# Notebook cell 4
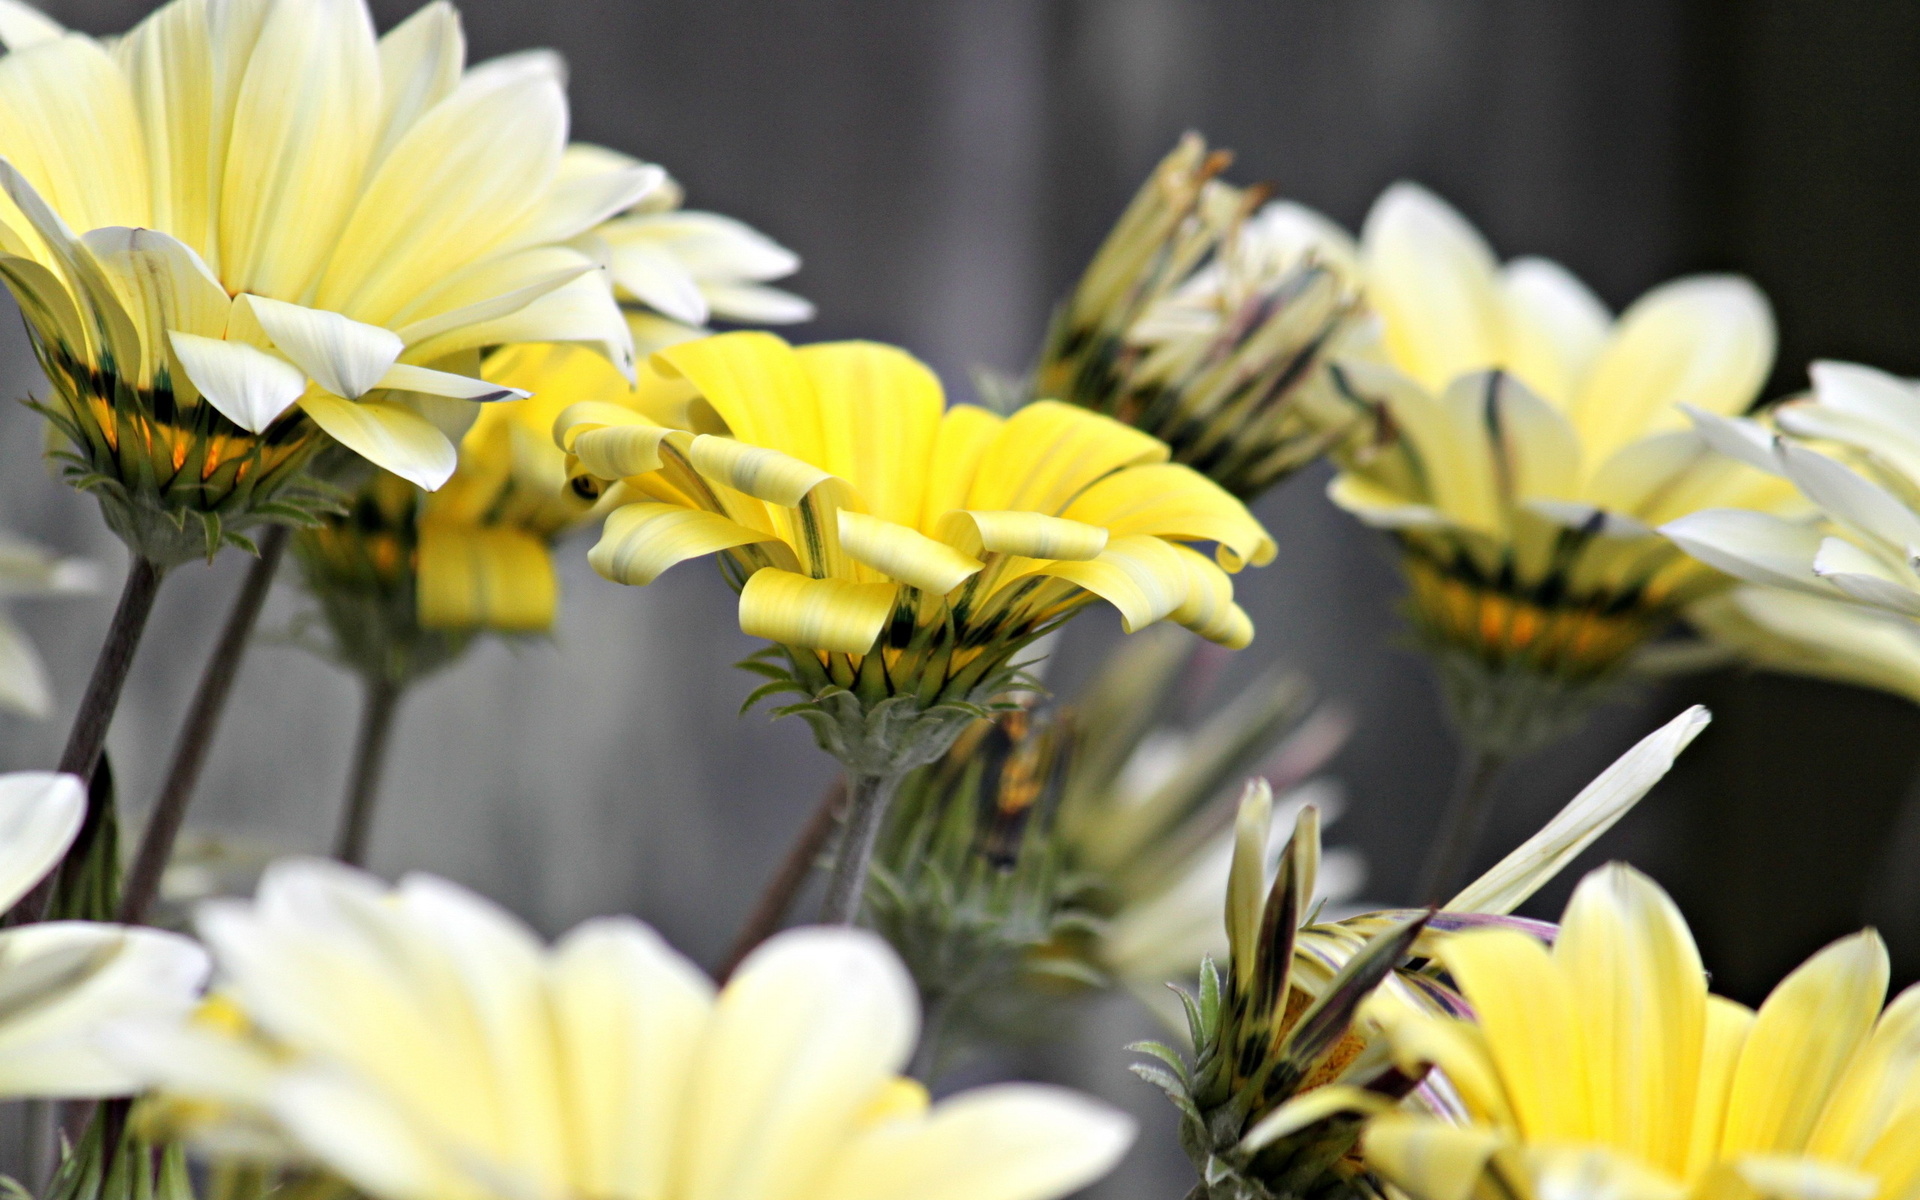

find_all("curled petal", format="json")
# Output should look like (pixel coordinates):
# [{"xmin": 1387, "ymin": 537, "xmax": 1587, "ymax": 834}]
[
  {"xmin": 1064, "ymin": 462, "xmax": 1276, "ymax": 569},
  {"xmin": 935, "ymin": 511, "xmax": 1109, "ymax": 562},
  {"xmin": 1025, "ymin": 534, "xmax": 1187, "ymax": 633},
  {"xmin": 738, "ymin": 567, "xmax": 896, "ymax": 654},
  {"xmin": 1167, "ymin": 544, "xmax": 1252, "ymax": 648},
  {"xmin": 588, "ymin": 502, "xmax": 778, "ymax": 586},
  {"xmin": 838, "ymin": 510, "xmax": 981, "ymax": 595},
  {"xmin": 688, "ymin": 434, "xmax": 834, "ymax": 507}
]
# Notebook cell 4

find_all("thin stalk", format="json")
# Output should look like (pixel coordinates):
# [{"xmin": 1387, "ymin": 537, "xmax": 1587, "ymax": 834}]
[
  {"xmin": 1417, "ymin": 745, "xmax": 1506, "ymax": 906},
  {"xmin": 332, "ymin": 676, "xmax": 404, "ymax": 868},
  {"xmin": 10, "ymin": 556, "xmax": 165, "ymax": 924},
  {"xmin": 819, "ymin": 770, "xmax": 905, "ymax": 925},
  {"xmin": 717, "ymin": 774, "xmax": 848, "ymax": 981},
  {"xmin": 119, "ymin": 526, "xmax": 288, "ymax": 924}
]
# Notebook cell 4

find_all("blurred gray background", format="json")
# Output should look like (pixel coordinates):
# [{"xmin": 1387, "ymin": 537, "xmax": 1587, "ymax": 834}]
[{"xmin": 4, "ymin": 1, "xmax": 1920, "ymax": 1195}]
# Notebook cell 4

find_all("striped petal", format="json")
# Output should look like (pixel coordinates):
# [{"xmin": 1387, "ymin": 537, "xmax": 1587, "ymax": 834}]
[
  {"xmin": 1062, "ymin": 462, "xmax": 1276, "ymax": 569},
  {"xmin": 737, "ymin": 568, "xmax": 895, "ymax": 655},
  {"xmin": 837, "ymin": 510, "xmax": 981, "ymax": 595},
  {"xmin": 587, "ymin": 503, "xmax": 778, "ymax": 587},
  {"xmin": 935, "ymin": 511, "xmax": 1109, "ymax": 562},
  {"xmin": 1023, "ymin": 534, "xmax": 1188, "ymax": 633}
]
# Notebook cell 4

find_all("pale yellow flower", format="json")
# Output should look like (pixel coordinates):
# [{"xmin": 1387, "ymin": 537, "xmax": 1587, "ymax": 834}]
[
  {"xmin": 1325, "ymin": 183, "xmax": 1786, "ymax": 750},
  {"xmin": 1364, "ymin": 863, "xmax": 1920, "ymax": 1200},
  {"xmin": 0, "ymin": 0, "xmax": 646, "ymax": 559},
  {"xmin": 113, "ymin": 860, "xmax": 1136, "ymax": 1200}
]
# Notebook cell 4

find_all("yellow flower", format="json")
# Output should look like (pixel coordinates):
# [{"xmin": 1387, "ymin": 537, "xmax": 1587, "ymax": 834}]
[
  {"xmin": 558, "ymin": 330, "xmax": 1274, "ymax": 770},
  {"xmin": 0, "ymin": 770, "xmax": 209, "ymax": 1097},
  {"xmin": 1133, "ymin": 707, "xmax": 1709, "ymax": 1200},
  {"xmin": 1363, "ymin": 863, "xmax": 1920, "ymax": 1200},
  {"xmin": 112, "ymin": 860, "xmax": 1137, "ymax": 1200},
  {"xmin": 1325, "ymin": 183, "xmax": 1786, "ymax": 753},
  {"xmin": 0, "ymin": 0, "xmax": 647, "ymax": 562},
  {"xmin": 1663, "ymin": 360, "xmax": 1920, "ymax": 706},
  {"xmin": 1035, "ymin": 134, "xmax": 1367, "ymax": 500}
]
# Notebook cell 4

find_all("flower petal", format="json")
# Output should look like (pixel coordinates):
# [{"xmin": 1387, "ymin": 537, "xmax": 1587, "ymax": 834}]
[
  {"xmin": 298, "ymin": 392, "xmax": 455, "ymax": 489},
  {"xmin": 1660, "ymin": 509, "xmax": 1831, "ymax": 594},
  {"xmin": 0, "ymin": 771, "xmax": 81, "ymax": 912},
  {"xmin": 587, "ymin": 503, "xmax": 779, "ymax": 587},
  {"xmin": 736, "ymin": 567, "xmax": 895, "ymax": 655},
  {"xmin": 416, "ymin": 524, "xmax": 555, "ymax": 631},
  {"xmin": 169, "ymin": 332, "xmax": 307, "ymax": 432},
  {"xmin": 246, "ymin": 294, "xmax": 403, "ymax": 400},
  {"xmin": 376, "ymin": 362, "xmax": 525, "ymax": 404},
  {"xmin": 837, "ymin": 510, "xmax": 981, "ymax": 595},
  {"xmin": 1360, "ymin": 181, "xmax": 1505, "ymax": 395}
]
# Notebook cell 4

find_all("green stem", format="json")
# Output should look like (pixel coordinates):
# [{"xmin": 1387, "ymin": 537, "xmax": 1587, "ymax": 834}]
[
  {"xmin": 120, "ymin": 526, "xmax": 288, "ymax": 924},
  {"xmin": 718, "ymin": 774, "xmax": 848, "ymax": 981},
  {"xmin": 10, "ymin": 556, "xmax": 165, "ymax": 925},
  {"xmin": 819, "ymin": 770, "xmax": 905, "ymax": 924},
  {"xmin": 333, "ymin": 676, "xmax": 404, "ymax": 868},
  {"xmin": 1417, "ymin": 745, "xmax": 1506, "ymax": 906}
]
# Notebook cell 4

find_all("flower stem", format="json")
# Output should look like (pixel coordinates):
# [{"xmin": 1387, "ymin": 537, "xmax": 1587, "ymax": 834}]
[
  {"xmin": 819, "ymin": 770, "xmax": 904, "ymax": 925},
  {"xmin": 1417, "ymin": 745, "xmax": 1506, "ymax": 905},
  {"xmin": 333, "ymin": 676, "xmax": 404, "ymax": 868},
  {"xmin": 10, "ymin": 556, "xmax": 164, "ymax": 924},
  {"xmin": 717, "ymin": 774, "xmax": 848, "ymax": 981},
  {"xmin": 119, "ymin": 527, "xmax": 288, "ymax": 925}
]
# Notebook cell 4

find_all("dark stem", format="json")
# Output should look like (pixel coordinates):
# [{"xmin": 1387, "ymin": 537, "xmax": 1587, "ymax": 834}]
[
  {"xmin": 717, "ymin": 774, "xmax": 848, "ymax": 981},
  {"xmin": 9, "ymin": 556, "xmax": 164, "ymax": 925},
  {"xmin": 818, "ymin": 770, "xmax": 905, "ymax": 925},
  {"xmin": 910, "ymin": 990, "xmax": 951, "ymax": 1084},
  {"xmin": 332, "ymin": 676, "xmax": 404, "ymax": 868},
  {"xmin": 1417, "ymin": 745, "xmax": 1506, "ymax": 905},
  {"xmin": 119, "ymin": 527, "xmax": 288, "ymax": 925}
]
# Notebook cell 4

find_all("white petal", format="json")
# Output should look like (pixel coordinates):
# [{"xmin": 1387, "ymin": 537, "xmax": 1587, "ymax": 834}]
[
  {"xmin": 609, "ymin": 239, "xmax": 708, "ymax": 325},
  {"xmin": 1812, "ymin": 537, "xmax": 1920, "ymax": 617},
  {"xmin": 1499, "ymin": 255, "xmax": 1610, "ymax": 408},
  {"xmin": 0, "ymin": 613, "xmax": 52, "ymax": 719},
  {"xmin": 1808, "ymin": 359, "xmax": 1920, "ymax": 433},
  {"xmin": 503, "ymin": 163, "xmax": 664, "ymax": 253},
  {"xmin": 0, "ymin": 771, "xmax": 81, "ymax": 910},
  {"xmin": 170, "ymin": 332, "xmax": 308, "ymax": 432},
  {"xmin": 1359, "ymin": 181, "xmax": 1504, "ymax": 393},
  {"xmin": 407, "ymin": 267, "xmax": 633, "ymax": 381},
  {"xmin": 371, "ymin": 0, "xmax": 464, "ymax": 166},
  {"xmin": 699, "ymin": 281, "xmax": 815, "ymax": 325},
  {"xmin": 245, "ymin": 294, "xmax": 403, "ymax": 399},
  {"xmin": 605, "ymin": 210, "xmax": 800, "ymax": 282},
  {"xmin": 1660, "ymin": 509, "xmax": 1832, "ymax": 593},
  {"xmin": 1683, "ymin": 405, "xmax": 1784, "ymax": 475},
  {"xmin": 376, "ymin": 362, "xmax": 525, "ymax": 403},
  {"xmin": 1776, "ymin": 439, "xmax": 1920, "ymax": 551},
  {"xmin": 1448, "ymin": 707, "xmax": 1710, "ymax": 914},
  {"xmin": 0, "ymin": 1, "xmax": 64, "ymax": 50},
  {"xmin": 298, "ymin": 393, "xmax": 455, "ymax": 489},
  {"xmin": 269, "ymin": 1069, "xmax": 470, "ymax": 1200}
]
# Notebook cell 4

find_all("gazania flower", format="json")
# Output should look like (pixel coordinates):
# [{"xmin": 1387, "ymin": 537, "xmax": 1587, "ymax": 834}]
[
  {"xmin": 113, "ymin": 859, "xmax": 1136, "ymax": 1200},
  {"xmin": 560, "ymin": 330, "xmax": 1273, "ymax": 921},
  {"xmin": 1662, "ymin": 359, "xmax": 1920, "ymax": 706},
  {"xmin": 0, "ymin": 770, "xmax": 208, "ymax": 1097},
  {"xmin": 1363, "ymin": 862, "xmax": 1919, "ymax": 1200},
  {"xmin": 1034, "ymin": 134, "xmax": 1368, "ymax": 501},
  {"xmin": 0, "ymin": 0, "xmax": 647, "ymax": 564},
  {"xmin": 1325, "ymin": 183, "xmax": 1784, "ymax": 759},
  {"xmin": 1134, "ymin": 706, "xmax": 1709, "ymax": 1200}
]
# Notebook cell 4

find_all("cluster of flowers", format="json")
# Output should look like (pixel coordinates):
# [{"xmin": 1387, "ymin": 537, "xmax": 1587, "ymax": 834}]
[{"xmin": 0, "ymin": 3, "xmax": 1911, "ymax": 1200}]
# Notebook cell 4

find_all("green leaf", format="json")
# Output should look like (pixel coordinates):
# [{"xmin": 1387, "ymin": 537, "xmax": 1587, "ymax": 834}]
[
  {"xmin": 1130, "ymin": 1039, "xmax": 1190, "ymax": 1078},
  {"xmin": 1130, "ymin": 1062, "xmax": 1188, "ymax": 1097},
  {"xmin": 739, "ymin": 679, "xmax": 805, "ymax": 716}
]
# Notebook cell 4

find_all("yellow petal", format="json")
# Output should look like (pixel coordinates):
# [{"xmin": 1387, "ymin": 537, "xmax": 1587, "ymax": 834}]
[
  {"xmin": 935, "ymin": 511, "xmax": 1109, "ymax": 562},
  {"xmin": 1241, "ymin": 1086, "xmax": 1391, "ymax": 1152},
  {"xmin": 816, "ymin": 1084, "xmax": 1133, "ymax": 1200},
  {"xmin": 919, "ymin": 404, "xmax": 1003, "ymax": 531},
  {"xmin": 799, "ymin": 340, "xmax": 944, "ymax": 527},
  {"xmin": 1555, "ymin": 864, "xmax": 1706, "ymax": 1174},
  {"xmin": 1720, "ymin": 930, "xmax": 1890, "ymax": 1156},
  {"xmin": 217, "ymin": 0, "xmax": 379, "ymax": 299},
  {"xmin": 298, "ymin": 392, "xmax": 456, "ymax": 490},
  {"xmin": 654, "ymin": 331, "xmax": 826, "ymax": 466},
  {"xmin": 1062, "ymin": 462, "xmax": 1276, "ymax": 570},
  {"xmin": 551, "ymin": 916, "xmax": 714, "ymax": 1200},
  {"xmin": 838, "ymin": 510, "xmax": 981, "ymax": 595},
  {"xmin": 858, "ymin": 1077, "xmax": 931, "ymax": 1129},
  {"xmin": 1441, "ymin": 927, "xmax": 1588, "ymax": 1142},
  {"xmin": 1363, "ymin": 1114, "xmax": 1505, "ymax": 1200},
  {"xmin": 1360, "ymin": 182, "xmax": 1504, "ymax": 394},
  {"xmin": 1498, "ymin": 256, "xmax": 1610, "ymax": 409},
  {"xmin": 738, "ymin": 567, "xmax": 896, "ymax": 654},
  {"xmin": 369, "ymin": 0, "xmax": 463, "ymax": 168},
  {"xmin": 587, "ymin": 502, "xmax": 778, "ymax": 587},
  {"xmin": 1570, "ymin": 276, "xmax": 1775, "ymax": 466},
  {"xmin": 1804, "ymin": 982, "xmax": 1920, "ymax": 1163},
  {"xmin": 115, "ymin": 0, "xmax": 215, "ymax": 253},
  {"xmin": 570, "ymin": 422, "xmax": 678, "ymax": 482},
  {"xmin": 1021, "ymin": 534, "xmax": 1187, "ymax": 633},
  {"xmin": 966, "ymin": 400, "xmax": 1167, "ymax": 513},
  {"xmin": 1685, "ymin": 995, "xmax": 1756, "ymax": 1179},
  {"xmin": 687, "ymin": 434, "xmax": 834, "ymax": 508},
  {"xmin": 1166, "ymin": 544, "xmax": 1252, "ymax": 648},
  {"xmin": 0, "ymin": 33, "xmax": 151, "ymax": 234},
  {"xmin": 416, "ymin": 523, "xmax": 555, "ymax": 631},
  {"xmin": 1363, "ymin": 994, "xmax": 1515, "ymax": 1126}
]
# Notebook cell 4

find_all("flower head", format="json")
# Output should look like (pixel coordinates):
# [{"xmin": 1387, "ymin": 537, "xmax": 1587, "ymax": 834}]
[
  {"xmin": 559, "ymin": 330, "xmax": 1274, "ymax": 773},
  {"xmin": 1036, "ymin": 134, "xmax": 1367, "ymax": 500},
  {"xmin": 1662, "ymin": 360, "xmax": 1920, "ymax": 705},
  {"xmin": 1364, "ymin": 863, "xmax": 1919, "ymax": 1200},
  {"xmin": 1325, "ymin": 184, "xmax": 1783, "ymax": 752},
  {"xmin": 1135, "ymin": 707, "xmax": 1709, "ymax": 1200},
  {"xmin": 0, "ymin": 770, "xmax": 208, "ymax": 1098},
  {"xmin": 0, "ymin": 0, "xmax": 649, "ymax": 562},
  {"xmin": 116, "ymin": 859, "xmax": 1136, "ymax": 1200}
]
